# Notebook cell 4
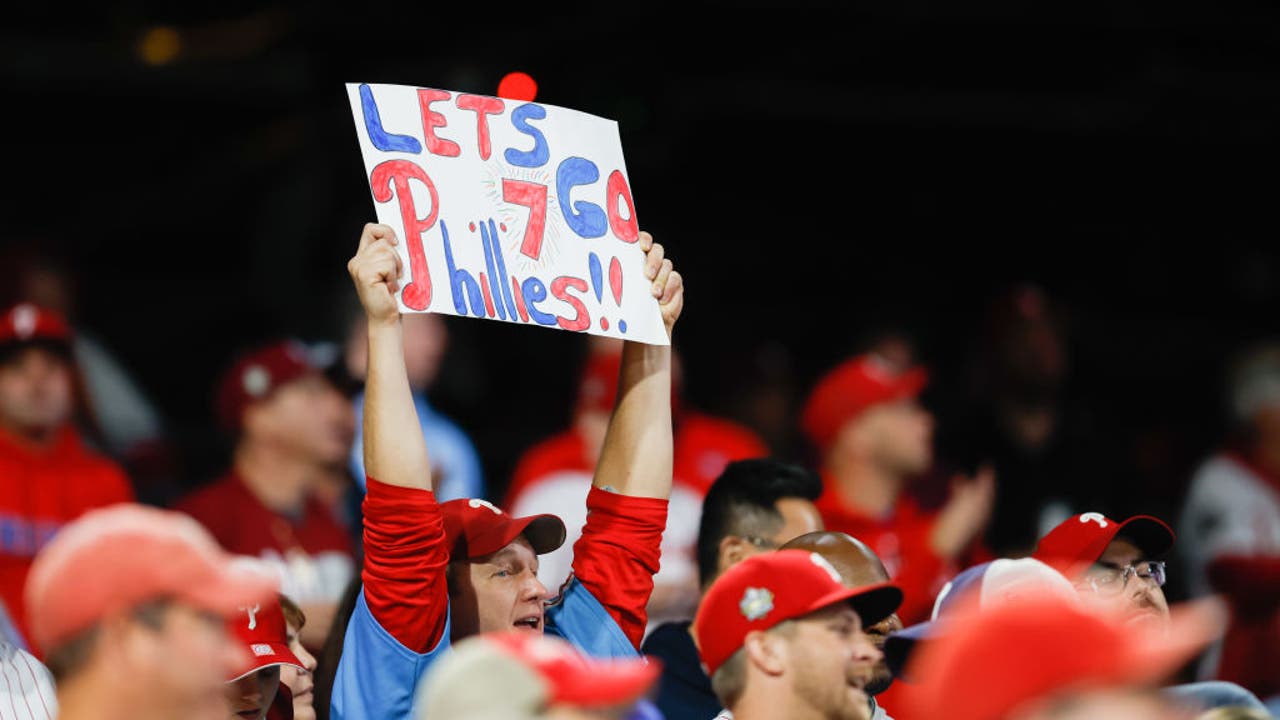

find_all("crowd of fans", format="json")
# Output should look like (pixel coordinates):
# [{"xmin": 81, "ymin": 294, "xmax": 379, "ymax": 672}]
[{"xmin": 0, "ymin": 223, "xmax": 1276, "ymax": 719}]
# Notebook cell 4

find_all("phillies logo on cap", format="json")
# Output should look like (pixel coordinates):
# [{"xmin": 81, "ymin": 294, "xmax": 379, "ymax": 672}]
[
  {"xmin": 242, "ymin": 366, "xmax": 271, "ymax": 397},
  {"xmin": 241, "ymin": 604, "xmax": 260, "ymax": 630},
  {"xmin": 739, "ymin": 587, "xmax": 775, "ymax": 621},
  {"xmin": 1079, "ymin": 512, "xmax": 1108, "ymax": 528},
  {"xmin": 11, "ymin": 305, "xmax": 37, "ymax": 339}
]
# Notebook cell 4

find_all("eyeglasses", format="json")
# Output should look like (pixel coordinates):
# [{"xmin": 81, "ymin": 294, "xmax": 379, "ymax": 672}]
[
  {"xmin": 742, "ymin": 535, "xmax": 780, "ymax": 550},
  {"xmin": 1084, "ymin": 560, "xmax": 1167, "ymax": 595}
]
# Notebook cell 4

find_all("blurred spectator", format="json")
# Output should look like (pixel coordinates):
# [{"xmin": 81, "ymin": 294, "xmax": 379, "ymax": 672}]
[
  {"xmin": 0, "ymin": 637, "xmax": 56, "ymax": 720},
  {"xmin": 1034, "ymin": 512, "xmax": 1267, "ymax": 713},
  {"xmin": 276, "ymin": 595, "xmax": 319, "ymax": 720},
  {"xmin": 415, "ymin": 631, "xmax": 660, "ymax": 720},
  {"xmin": 942, "ymin": 285, "xmax": 1110, "ymax": 556},
  {"xmin": 24, "ymin": 504, "xmax": 277, "ymax": 720},
  {"xmin": 506, "ymin": 343, "xmax": 767, "ymax": 625},
  {"xmin": 780, "ymin": 532, "xmax": 906, "ymax": 719},
  {"xmin": 802, "ymin": 353, "xmax": 994, "ymax": 624},
  {"xmin": 344, "ymin": 312, "xmax": 483, "ymax": 501},
  {"xmin": 1, "ymin": 250, "xmax": 172, "ymax": 501},
  {"xmin": 903, "ymin": 593, "xmax": 1221, "ymax": 720},
  {"xmin": 692, "ymin": 550, "xmax": 902, "ymax": 720},
  {"xmin": 0, "ymin": 303, "xmax": 134, "ymax": 648},
  {"xmin": 224, "ymin": 599, "xmax": 305, "ymax": 720},
  {"xmin": 643, "ymin": 459, "xmax": 823, "ymax": 720},
  {"xmin": 1180, "ymin": 342, "xmax": 1280, "ymax": 710},
  {"xmin": 178, "ymin": 341, "xmax": 355, "ymax": 650}
]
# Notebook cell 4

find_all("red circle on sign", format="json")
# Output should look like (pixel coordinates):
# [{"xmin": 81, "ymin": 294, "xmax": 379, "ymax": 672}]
[{"xmin": 497, "ymin": 72, "xmax": 538, "ymax": 102}]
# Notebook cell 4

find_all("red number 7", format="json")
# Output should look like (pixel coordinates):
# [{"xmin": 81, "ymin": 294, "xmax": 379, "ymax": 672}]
[{"xmin": 502, "ymin": 179, "xmax": 548, "ymax": 260}]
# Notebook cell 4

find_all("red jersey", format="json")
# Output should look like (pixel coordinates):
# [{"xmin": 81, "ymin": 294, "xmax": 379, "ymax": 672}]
[
  {"xmin": 177, "ymin": 473, "xmax": 354, "ymax": 606},
  {"xmin": 816, "ymin": 479, "xmax": 986, "ymax": 625},
  {"xmin": 0, "ymin": 426, "xmax": 133, "ymax": 646}
]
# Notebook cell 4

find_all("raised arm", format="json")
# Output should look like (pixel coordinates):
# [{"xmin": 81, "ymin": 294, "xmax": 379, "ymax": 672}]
[
  {"xmin": 347, "ymin": 223, "xmax": 431, "ymax": 491},
  {"xmin": 567, "ymin": 233, "xmax": 684, "ymax": 649},
  {"xmin": 592, "ymin": 232, "xmax": 684, "ymax": 499},
  {"xmin": 342, "ymin": 223, "xmax": 447, "ymax": 655}
]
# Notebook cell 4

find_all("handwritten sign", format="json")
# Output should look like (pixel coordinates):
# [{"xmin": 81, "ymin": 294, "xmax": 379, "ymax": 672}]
[{"xmin": 346, "ymin": 83, "xmax": 667, "ymax": 345}]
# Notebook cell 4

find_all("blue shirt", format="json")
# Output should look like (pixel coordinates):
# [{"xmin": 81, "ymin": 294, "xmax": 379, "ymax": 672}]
[
  {"xmin": 331, "ymin": 577, "xmax": 637, "ymax": 720},
  {"xmin": 349, "ymin": 392, "xmax": 484, "ymax": 501}
]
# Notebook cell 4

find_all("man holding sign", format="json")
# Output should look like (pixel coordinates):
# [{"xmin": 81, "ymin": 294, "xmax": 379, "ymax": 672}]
[{"xmin": 334, "ymin": 223, "xmax": 681, "ymax": 720}]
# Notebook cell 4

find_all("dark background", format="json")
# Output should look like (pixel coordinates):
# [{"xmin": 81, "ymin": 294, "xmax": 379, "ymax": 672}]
[{"xmin": 3, "ymin": 3, "xmax": 1278, "ymax": 548}]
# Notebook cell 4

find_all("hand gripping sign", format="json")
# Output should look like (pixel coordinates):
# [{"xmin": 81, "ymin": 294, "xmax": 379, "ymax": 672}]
[{"xmin": 346, "ymin": 83, "xmax": 668, "ymax": 345}]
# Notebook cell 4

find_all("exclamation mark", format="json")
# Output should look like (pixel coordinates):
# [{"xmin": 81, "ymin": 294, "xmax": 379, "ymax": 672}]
[
  {"xmin": 609, "ymin": 256, "xmax": 627, "ymax": 334},
  {"xmin": 588, "ymin": 252, "xmax": 604, "ymax": 303}
]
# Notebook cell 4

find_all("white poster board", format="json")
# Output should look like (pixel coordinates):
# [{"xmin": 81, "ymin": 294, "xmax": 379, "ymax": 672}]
[{"xmin": 346, "ymin": 83, "xmax": 667, "ymax": 345}]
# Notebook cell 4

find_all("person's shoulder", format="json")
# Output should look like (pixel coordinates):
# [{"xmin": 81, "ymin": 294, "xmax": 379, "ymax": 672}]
[
  {"xmin": 641, "ymin": 620, "xmax": 694, "ymax": 655},
  {"xmin": 174, "ymin": 473, "xmax": 242, "ymax": 516}
]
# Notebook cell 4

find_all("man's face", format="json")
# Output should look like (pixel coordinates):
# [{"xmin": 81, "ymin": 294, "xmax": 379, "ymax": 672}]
[
  {"xmin": 449, "ymin": 536, "xmax": 550, "ymax": 641},
  {"xmin": 1079, "ymin": 538, "xmax": 1170, "ymax": 631},
  {"xmin": 862, "ymin": 611, "xmax": 903, "ymax": 696},
  {"xmin": 225, "ymin": 666, "xmax": 281, "ymax": 720},
  {"xmin": 246, "ymin": 374, "xmax": 353, "ymax": 466},
  {"xmin": 783, "ymin": 604, "xmax": 882, "ymax": 720},
  {"xmin": 282, "ymin": 620, "xmax": 318, "ymax": 720},
  {"xmin": 137, "ymin": 603, "xmax": 248, "ymax": 720},
  {"xmin": 0, "ymin": 346, "xmax": 72, "ymax": 438},
  {"xmin": 854, "ymin": 399, "xmax": 934, "ymax": 476}
]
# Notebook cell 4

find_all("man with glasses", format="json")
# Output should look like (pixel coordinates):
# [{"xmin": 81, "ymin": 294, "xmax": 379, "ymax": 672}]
[
  {"xmin": 1032, "ymin": 512, "xmax": 1173, "ymax": 630},
  {"xmin": 1033, "ymin": 512, "xmax": 1268, "ymax": 713}
]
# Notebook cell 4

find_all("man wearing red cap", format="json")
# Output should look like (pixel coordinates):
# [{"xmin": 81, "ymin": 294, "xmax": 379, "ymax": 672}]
[
  {"xmin": 693, "ymin": 549, "xmax": 903, "ymax": 720},
  {"xmin": 25, "ymin": 503, "xmax": 279, "ymax": 720},
  {"xmin": 332, "ymin": 224, "xmax": 683, "ymax": 720},
  {"xmin": 1033, "ymin": 511, "xmax": 1176, "ymax": 632},
  {"xmin": 0, "ymin": 303, "xmax": 133, "ymax": 648},
  {"xmin": 506, "ymin": 344, "xmax": 767, "ymax": 626},
  {"xmin": 802, "ymin": 353, "xmax": 994, "ymax": 624},
  {"xmin": 224, "ymin": 600, "xmax": 305, "ymax": 720},
  {"xmin": 178, "ymin": 341, "xmax": 356, "ymax": 649},
  {"xmin": 416, "ymin": 631, "xmax": 661, "ymax": 719}
]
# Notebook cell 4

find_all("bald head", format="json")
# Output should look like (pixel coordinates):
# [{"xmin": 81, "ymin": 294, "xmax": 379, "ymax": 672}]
[{"xmin": 782, "ymin": 531, "xmax": 890, "ymax": 587}]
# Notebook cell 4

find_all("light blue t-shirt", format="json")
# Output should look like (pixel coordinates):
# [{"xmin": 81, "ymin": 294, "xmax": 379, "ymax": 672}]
[
  {"xmin": 349, "ymin": 392, "xmax": 485, "ymax": 501},
  {"xmin": 331, "ymin": 577, "xmax": 637, "ymax": 720}
]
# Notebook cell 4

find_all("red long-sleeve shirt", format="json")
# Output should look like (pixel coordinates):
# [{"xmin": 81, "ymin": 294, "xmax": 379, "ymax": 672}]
[{"xmin": 0, "ymin": 427, "xmax": 133, "ymax": 648}]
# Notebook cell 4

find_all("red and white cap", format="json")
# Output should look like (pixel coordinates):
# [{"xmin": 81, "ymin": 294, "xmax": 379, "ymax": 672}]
[
  {"xmin": 905, "ymin": 594, "xmax": 1225, "ymax": 720},
  {"xmin": 801, "ymin": 354, "xmax": 928, "ymax": 453},
  {"xmin": 693, "ymin": 549, "xmax": 903, "ymax": 676},
  {"xmin": 418, "ymin": 631, "xmax": 660, "ymax": 717},
  {"xmin": 25, "ymin": 504, "xmax": 279, "ymax": 653},
  {"xmin": 0, "ymin": 303, "xmax": 71, "ymax": 348},
  {"xmin": 215, "ymin": 340, "xmax": 319, "ymax": 431},
  {"xmin": 1032, "ymin": 512, "xmax": 1175, "ymax": 579},
  {"xmin": 440, "ymin": 498, "xmax": 566, "ymax": 561},
  {"xmin": 226, "ymin": 598, "xmax": 304, "ymax": 682}
]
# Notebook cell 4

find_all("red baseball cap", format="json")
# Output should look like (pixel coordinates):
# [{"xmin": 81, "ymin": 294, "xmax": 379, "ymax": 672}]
[
  {"xmin": 693, "ymin": 550, "xmax": 904, "ymax": 676},
  {"xmin": 0, "ymin": 303, "xmax": 71, "ymax": 349},
  {"xmin": 1033, "ymin": 512, "xmax": 1175, "ymax": 579},
  {"xmin": 440, "ymin": 498, "xmax": 566, "ymax": 561},
  {"xmin": 226, "ymin": 599, "xmax": 304, "ymax": 682},
  {"xmin": 801, "ymin": 354, "xmax": 928, "ymax": 453},
  {"xmin": 216, "ymin": 340, "xmax": 318, "ymax": 431},
  {"xmin": 905, "ymin": 595, "xmax": 1225, "ymax": 720},
  {"xmin": 418, "ymin": 631, "xmax": 659, "ymax": 716},
  {"xmin": 25, "ymin": 504, "xmax": 279, "ymax": 653}
]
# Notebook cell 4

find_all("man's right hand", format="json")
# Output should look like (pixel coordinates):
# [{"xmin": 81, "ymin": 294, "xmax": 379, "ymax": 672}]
[{"xmin": 347, "ymin": 223, "xmax": 403, "ymax": 325}]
